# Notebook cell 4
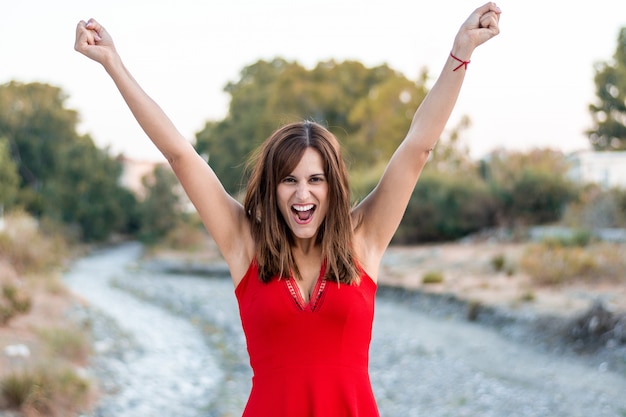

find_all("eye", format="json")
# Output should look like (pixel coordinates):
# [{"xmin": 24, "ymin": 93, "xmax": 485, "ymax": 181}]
[
  {"xmin": 309, "ymin": 175, "xmax": 325, "ymax": 183},
  {"xmin": 281, "ymin": 177, "xmax": 296, "ymax": 184}
]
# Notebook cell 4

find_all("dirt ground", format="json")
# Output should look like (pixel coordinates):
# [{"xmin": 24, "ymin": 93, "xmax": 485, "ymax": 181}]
[
  {"xmin": 3, "ymin": 239, "xmax": 625, "ymax": 372},
  {"xmin": 380, "ymin": 242, "xmax": 626, "ymax": 317},
  {"xmin": 153, "ymin": 236, "xmax": 626, "ymax": 317},
  {"xmin": 2, "ymin": 239, "xmax": 625, "ymax": 414},
  {"xmin": 0, "ymin": 274, "xmax": 83, "ymax": 412}
]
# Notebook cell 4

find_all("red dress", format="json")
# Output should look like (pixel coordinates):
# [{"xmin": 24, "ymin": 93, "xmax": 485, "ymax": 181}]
[{"xmin": 235, "ymin": 260, "xmax": 380, "ymax": 417}]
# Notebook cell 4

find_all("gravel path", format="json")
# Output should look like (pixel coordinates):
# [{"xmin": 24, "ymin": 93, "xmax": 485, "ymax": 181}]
[{"xmin": 64, "ymin": 243, "xmax": 626, "ymax": 417}]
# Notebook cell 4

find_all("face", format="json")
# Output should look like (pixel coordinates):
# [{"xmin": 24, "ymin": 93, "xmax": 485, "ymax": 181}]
[{"xmin": 276, "ymin": 148, "xmax": 329, "ymax": 243}]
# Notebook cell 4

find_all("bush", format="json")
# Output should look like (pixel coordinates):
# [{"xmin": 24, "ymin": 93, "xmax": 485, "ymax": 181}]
[
  {"xmin": 0, "ymin": 366, "xmax": 90, "ymax": 416},
  {"xmin": 162, "ymin": 221, "xmax": 208, "ymax": 251},
  {"xmin": 494, "ymin": 169, "xmax": 578, "ymax": 227},
  {"xmin": 394, "ymin": 172, "xmax": 496, "ymax": 243},
  {"xmin": 422, "ymin": 271, "xmax": 444, "ymax": 284},
  {"xmin": 562, "ymin": 185, "xmax": 626, "ymax": 229},
  {"xmin": 490, "ymin": 254, "xmax": 506, "ymax": 272},
  {"xmin": 541, "ymin": 229, "xmax": 593, "ymax": 249},
  {"xmin": 37, "ymin": 327, "xmax": 91, "ymax": 364},
  {"xmin": 520, "ymin": 242, "xmax": 626, "ymax": 285},
  {"xmin": 0, "ymin": 211, "xmax": 66, "ymax": 275},
  {"xmin": 0, "ymin": 283, "xmax": 32, "ymax": 326}
]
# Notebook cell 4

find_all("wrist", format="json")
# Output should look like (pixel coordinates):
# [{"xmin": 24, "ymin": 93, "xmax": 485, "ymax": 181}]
[
  {"xmin": 102, "ymin": 51, "xmax": 123, "ymax": 74},
  {"xmin": 451, "ymin": 36, "xmax": 475, "ymax": 62}
]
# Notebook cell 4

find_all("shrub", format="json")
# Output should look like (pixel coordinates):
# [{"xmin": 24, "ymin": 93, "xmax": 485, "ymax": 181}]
[
  {"xmin": 520, "ymin": 242, "xmax": 626, "ymax": 285},
  {"xmin": 541, "ymin": 229, "xmax": 593, "ymax": 249},
  {"xmin": 394, "ymin": 172, "xmax": 496, "ymax": 243},
  {"xmin": 562, "ymin": 185, "xmax": 626, "ymax": 229},
  {"xmin": 162, "ymin": 221, "xmax": 207, "ymax": 251},
  {"xmin": 0, "ymin": 283, "xmax": 32, "ymax": 326},
  {"xmin": 37, "ymin": 327, "xmax": 91, "ymax": 364},
  {"xmin": 490, "ymin": 254, "xmax": 506, "ymax": 272},
  {"xmin": 422, "ymin": 271, "xmax": 444, "ymax": 284},
  {"xmin": 0, "ymin": 366, "xmax": 90, "ymax": 417},
  {"xmin": 0, "ymin": 211, "xmax": 66, "ymax": 275}
]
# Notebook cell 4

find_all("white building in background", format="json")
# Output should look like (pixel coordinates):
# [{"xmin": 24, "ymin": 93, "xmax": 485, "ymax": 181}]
[
  {"xmin": 119, "ymin": 156, "xmax": 194, "ymax": 211},
  {"xmin": 568, "ymin": 150, "xmax": 626, "ymax": 189},
  {"xmin": 118, "ymin": 156, "xmax": 166, "ymax": 199}
]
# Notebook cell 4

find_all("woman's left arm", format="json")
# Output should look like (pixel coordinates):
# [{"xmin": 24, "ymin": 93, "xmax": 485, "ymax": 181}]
[{"xmin": 354, "ymin": 2, "xmax": 501, "ymax": 269}]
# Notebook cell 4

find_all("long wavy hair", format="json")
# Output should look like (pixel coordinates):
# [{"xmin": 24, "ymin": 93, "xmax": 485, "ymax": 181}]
[{"xmin": 243, "ymin": 121, "xmax": 360, "ymax": 284}]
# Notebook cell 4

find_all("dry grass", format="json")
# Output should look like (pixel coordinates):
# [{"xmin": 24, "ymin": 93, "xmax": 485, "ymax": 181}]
[
  {"xmin": 520, "ymin": 242, "xmax": 626, "ymax": 286},
  {"xmin": 0, "ymin": 211, "xmax": 94, "ymax": 416},
  {"xmin": 1, "ymin": 365, "xmax": 90, "ymax": 417},
  {"xmin": 0, "ymin": 211, "xmax": 67, "ymax": 275},
  {"xmin": 36, "ymin": 327, "xmax": 91, "ymax": 364}
]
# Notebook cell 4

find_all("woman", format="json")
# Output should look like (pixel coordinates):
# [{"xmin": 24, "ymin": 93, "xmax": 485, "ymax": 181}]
[{"xmin": 75, "ymin": 3, "xmax": 500, "ymax": 416}]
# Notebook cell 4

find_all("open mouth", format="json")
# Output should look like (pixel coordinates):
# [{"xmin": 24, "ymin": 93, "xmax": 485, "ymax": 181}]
[{"xmin": 291, "ymin": 204, "xmax": 316, "ymax": 223}]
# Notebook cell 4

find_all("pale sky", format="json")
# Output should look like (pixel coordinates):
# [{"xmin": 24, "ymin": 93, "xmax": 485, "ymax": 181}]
[{"xmin": 2, "ymin": 0, "xmax": 625, "ymax": 161}]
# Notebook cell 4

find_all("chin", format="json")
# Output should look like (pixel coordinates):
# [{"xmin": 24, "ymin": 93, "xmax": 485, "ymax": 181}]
[{"xmin": 289, "ymin": 225, "xmax": 319, "ymax": 240}]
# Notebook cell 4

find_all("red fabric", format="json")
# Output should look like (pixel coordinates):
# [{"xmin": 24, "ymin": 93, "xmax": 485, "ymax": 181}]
[{"xmin": 235, "ymin": 260, "xmax": 380, "ymax": 417}]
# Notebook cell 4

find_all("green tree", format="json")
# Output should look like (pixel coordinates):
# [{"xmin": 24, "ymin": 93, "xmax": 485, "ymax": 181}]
[
  {"xmin": 0, "ymin": 137, "xmax": 19, "ymax": 209},
  {"xmin": 0, "ymin": 81, "xmax": 138, "ymax": 240},
  {"xmin": 137, "ymin": 165, "xmax": 182, "ymax": 243},
  {"xmin": 588, "ymin": 27, "xmax": 626, "ymax": 150},
  {"xmin": 195, "ymin": 58, "xmax": 415, "ymax": 194},
  {"xmin": 42, "ymin": 137, "xmax": 138, "ymax": 241},
  {"xmin": 0, "ymin": 82, "xmax": 78, "ymax": 195},
  {"xmin": 394, "ymin": 170, "xmax": 496, "ymax": 243},
  {"xmin": 483, "ymin": 149, "xmax": 579, "ymax": 226},
  {"xmin": 347, "ymin": 69, "xmax": 429, "ymax": 167}
]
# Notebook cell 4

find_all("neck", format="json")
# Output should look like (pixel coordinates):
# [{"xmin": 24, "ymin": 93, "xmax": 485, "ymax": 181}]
[{"xmin": 292, "ymin": 237, "xmax": 320, "ymax": 256}]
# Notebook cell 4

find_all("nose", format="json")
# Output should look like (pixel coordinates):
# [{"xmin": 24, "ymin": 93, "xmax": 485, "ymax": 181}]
[{"xmin": 295, "ymin": 181, "xmax": 310, "ymax": 200}]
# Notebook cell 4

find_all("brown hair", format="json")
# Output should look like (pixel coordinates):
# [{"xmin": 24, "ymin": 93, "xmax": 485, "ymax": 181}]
[{"xmin": 244, "ymin": 121, "xmax": 360, "ymax": 284}]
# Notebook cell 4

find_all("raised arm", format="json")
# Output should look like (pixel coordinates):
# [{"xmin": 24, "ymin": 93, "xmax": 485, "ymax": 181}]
[
  {"xmin": 353, "ymin": 3, "xmax": 501, "ymax": 273},
  {"xmin": 74, "ymin": 20, "xmax": 254, "ymax": 280}
]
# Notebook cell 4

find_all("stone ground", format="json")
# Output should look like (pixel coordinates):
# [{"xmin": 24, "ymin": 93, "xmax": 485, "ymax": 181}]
[{"xmin": 1, "ymin": 236, "xmax": 625, "ymax": 415}]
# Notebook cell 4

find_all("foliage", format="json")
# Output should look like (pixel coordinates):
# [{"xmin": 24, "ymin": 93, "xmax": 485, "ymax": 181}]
[
  {"xmin": 422, "ymin": 271, "xmax": 444, "ymax": 284},
  {"xmin": 490, "ymin": 254, "xmax": 506, "ymax": 272},
  {"xmin": 562, "ymin": 184, "xmax": 626, "ymax": 229},
  {"xmin": 393, "ymin": 170, "xmax": 496, "ymax": 243},
  {"xmin": 520, "ymin": 241, "xmax": 626, "ymax": 285},
  {"xmin": 137, "ymin": 165, "xmax": 183, "ymax": 244},
  {"xmin": 37, "ymin": 327, "xmax": 91, "ymax": 364},
  {"xmin": 426, "ymin": 115, "xmax": 475, "ymax": 175},
  {"xmin": 161, "ymin": 220, "xmax": 209, "ymax": 251},
  {"xmin": 0, "ymin": 283, "xmax": 32, "ymax": 326},
  {"xmin": 195, "ymin": 58, "xmax": 425, "ymax": 194},
  {"xmin": 482, "ymin": 148, "xmax": 580, "ymax": 226},
  {"xmin": 0, "ymin": 137, "xmax": 19, "ymax": 209},
  {"xmin": 0, "ymin": 210, "xmax": 66, "ymax": 275},
  {"xmin": 0, "ymin": 81, "xmax": 140, "ymax": 241},
  {"xmin": 588, "ymin": 27, "xmax": 626, "ymax": 150},
  {"xmin": 0, "ymin": 366, "xmax": 90, "ymax": 417}
]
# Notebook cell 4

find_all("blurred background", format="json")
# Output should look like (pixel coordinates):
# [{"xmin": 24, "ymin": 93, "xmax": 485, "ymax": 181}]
[{"xmin": 1, "ymin": 1, "xmax": 626, "ymax": 416}]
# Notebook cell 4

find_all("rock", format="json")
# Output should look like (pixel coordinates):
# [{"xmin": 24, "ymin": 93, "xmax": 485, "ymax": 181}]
[{"xmin": 566, "ymin": 301, "xmax": 626, "ymax": 350}]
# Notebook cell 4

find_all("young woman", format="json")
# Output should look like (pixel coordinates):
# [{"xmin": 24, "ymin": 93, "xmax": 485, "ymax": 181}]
[{"xmin": 75, "ymin": 3, "xmax": 500, "ymax": 416}]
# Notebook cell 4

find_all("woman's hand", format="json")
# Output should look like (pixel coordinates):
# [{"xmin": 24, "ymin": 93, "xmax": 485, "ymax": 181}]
[
  {"xmin": 455, "ymin": 2, "xmax": 502, "ymax": 52},
  {"xmin": 74, "ymin": 19, "xmax": 117, "ymax": 65}
]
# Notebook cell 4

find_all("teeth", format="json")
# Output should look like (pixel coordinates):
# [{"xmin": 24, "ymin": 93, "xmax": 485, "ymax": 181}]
[{"xmin": 293, "ymin": 204, "xmax": 314, "ymax": 212}]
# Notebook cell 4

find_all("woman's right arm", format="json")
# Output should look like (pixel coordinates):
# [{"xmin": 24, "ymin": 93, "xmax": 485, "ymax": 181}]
[{"xmin": 74, "ymin": 19, "xmax": 254, "ymax": 279}]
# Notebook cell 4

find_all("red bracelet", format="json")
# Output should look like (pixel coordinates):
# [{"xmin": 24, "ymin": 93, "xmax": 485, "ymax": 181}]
[{"xmin": 450, "ymin": 52, "xmax": 470, "ymax": 71}]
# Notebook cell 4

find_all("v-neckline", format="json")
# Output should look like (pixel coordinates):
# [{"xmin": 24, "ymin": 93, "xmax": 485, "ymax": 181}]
[{"xmin": 285, "ymin": 264, "xmax": 327, "ymax": 312}]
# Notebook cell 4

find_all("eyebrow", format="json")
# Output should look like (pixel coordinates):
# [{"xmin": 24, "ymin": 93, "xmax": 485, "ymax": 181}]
[{"xmin": 284, "ymin": 173, "xmax": 325, "ymax": 178}]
